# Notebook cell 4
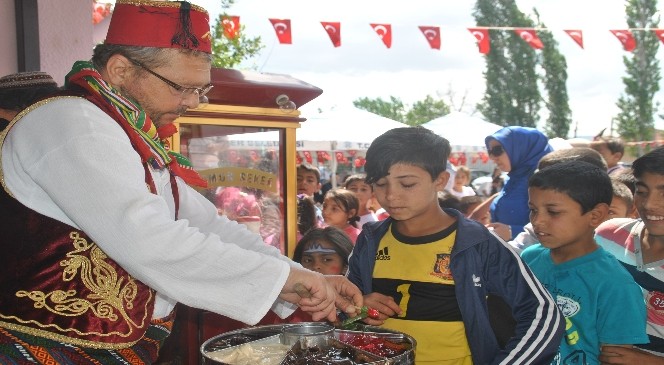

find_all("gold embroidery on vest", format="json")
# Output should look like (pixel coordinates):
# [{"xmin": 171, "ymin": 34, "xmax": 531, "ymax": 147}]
[{"xmin": 15, "ymin": 231, "xmax": 144, "ymax": 335}]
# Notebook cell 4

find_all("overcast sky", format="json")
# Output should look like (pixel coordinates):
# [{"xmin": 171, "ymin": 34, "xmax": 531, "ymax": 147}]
[{"xmin": 191, "ymin": 0, "xmax": 664, "ymax": 139}]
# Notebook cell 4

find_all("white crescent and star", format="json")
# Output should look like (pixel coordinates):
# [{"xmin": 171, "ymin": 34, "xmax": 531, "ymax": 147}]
[
  {"xmin": 519, "ymin": 31, "xmax": 533, "ymax": 42},
  {"xmin": 423, "ymin": 29, "xmax": 437, "ymax": 40},
  {"xmin": 274, "ymin": 22, "xmax": 288, "ymax": 34},
  {"xmin": 472, "ymin": 30, "xmax": 484, "ymax": 41},
  {"xmin": 614, "ymin": 31, "xmax": 629, "ymax": 43},
  {"xmin": 222, "ymin": 19, "xmax": 236, "ymax": 30},
  {"xmin": 324, "ymin": 24, "xmax": 337, "ymax": 34},
  {"xmin": 373, "ymin": 25, "xmax": 388, "ymax": 38}
]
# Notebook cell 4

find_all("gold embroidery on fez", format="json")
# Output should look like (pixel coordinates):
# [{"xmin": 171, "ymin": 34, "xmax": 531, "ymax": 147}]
[{"xmin": 15, "ymin": 232, "xmax": 146, "ymax": 336}]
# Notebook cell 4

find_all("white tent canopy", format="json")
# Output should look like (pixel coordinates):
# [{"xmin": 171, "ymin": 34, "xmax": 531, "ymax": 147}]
[
  {"xmin": 297, "ymin": 106, "xmax": 408, "ymax": 151},
  {"xmin": 422, "ymin": 111, "xmax": 502, "ymax": 152}
]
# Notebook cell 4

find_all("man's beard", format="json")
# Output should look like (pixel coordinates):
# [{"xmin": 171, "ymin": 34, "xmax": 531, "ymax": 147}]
[
  {"xmin": 0, "ymin": 118, "xmax": 10, "ymax": 132},
  {"xmin": 118, "ymin": 86, "xmax": 186, "ymax": 126}
]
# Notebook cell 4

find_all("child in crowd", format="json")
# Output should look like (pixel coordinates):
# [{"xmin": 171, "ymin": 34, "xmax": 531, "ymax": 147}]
[
  {"xmin": 344, "ymin": 174, "xmax": 378, "ymax": 229},
  {"xmin": 293, "ymin": 226, "xmax": 354, "ymax": 276},
  {"xmin": 508, "ymin": 147, "xmax": 608, "ymax": 253},
  {"xmin": 590, "ymin": 136, "xmax": 626, "ymax": 176},
  {"xmin": 347, "ymin": 127, "xmax": 563, "ymax": 364},
  {"xmin": 609, "ymin": 179, "xmax": 634, "ymax": 220},
  {"xmin": 597, "ymin": 147, "xmax": 664, "ymax": 363},
  {"xmin": 322, "ymin": 188, "xmax": 361, "ymax": 243},
  {"xmin": 437, "ymin": 191, "xmax": 464, "ymax": 211},
  {"xmin": 449, "ymin": 165, "xmax": 476, "ymax": 198},
  {"xmin": 522, "ymin": 161, "xmax": 648, "ymax": 364},
  {"xmin": 296, "ymin": 194, "xmax": 319, "ymax": 241},
  {"xmin": 288, "ymin": 226, "xmax": 355, "ymax": 323},
  {"xmin": 297, "ymin": 163, "xmax": 324, "ymax": 224},
  {"xmin": 459, "ymin": 195, "xmax": 489, "ymax": 223},
  {"xmin": 612, "ymin": 169, "xmax": 640, "ymax": 218}
]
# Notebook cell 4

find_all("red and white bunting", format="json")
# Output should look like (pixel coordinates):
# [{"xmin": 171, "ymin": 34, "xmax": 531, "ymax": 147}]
[{"xmin": 269, "ymin": 18, "xmax": 292, "ymax": 44}]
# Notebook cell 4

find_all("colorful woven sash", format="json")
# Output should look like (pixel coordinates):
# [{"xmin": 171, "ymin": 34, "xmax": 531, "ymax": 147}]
[{"xmin": 65, "ymin": 61, "xmax": 208, "ymax": 188}]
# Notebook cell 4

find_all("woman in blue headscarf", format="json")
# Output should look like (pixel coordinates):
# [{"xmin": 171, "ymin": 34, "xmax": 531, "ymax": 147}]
[{"xmin": 485, "ymin": 126, "xmax": 553, "ymax": 240}]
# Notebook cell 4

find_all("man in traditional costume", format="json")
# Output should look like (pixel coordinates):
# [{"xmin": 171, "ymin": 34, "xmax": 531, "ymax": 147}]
[{"xmin": 0, "ymin": 1, "xmax": 362, "ymax": 363}]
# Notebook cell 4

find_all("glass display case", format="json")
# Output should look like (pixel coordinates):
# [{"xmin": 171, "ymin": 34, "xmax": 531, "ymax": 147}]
[{"xmin": 172, "ymin": 68, "xmax": 322, "ymax": 257}]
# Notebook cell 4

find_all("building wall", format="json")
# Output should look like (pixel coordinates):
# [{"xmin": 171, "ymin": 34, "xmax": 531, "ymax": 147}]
[
  {"xmin": 38, "ymin": 0, "xmax": 94, "ymax": 85},
  {"xmin": 0, "ymin": 0, "xmax": 109, "ymax": 85},
  {"xmin": 0, "ymin": 0, "xmax": 18, "ymax": 76}
]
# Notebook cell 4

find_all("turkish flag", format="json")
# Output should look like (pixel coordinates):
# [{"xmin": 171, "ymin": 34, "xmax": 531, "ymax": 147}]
[
  {"xmin": 418, "ymin": 26, "xmax": 441, "ymax": 50},
  {"xmin": 222, "ymin": 15, "xmax": 240, "ymax": 39},
  {"xmin": 515, "ymin": 29, "xmax": 544, "ymax": 49},
  {"xmin": 654, "ymin": 29, "xmax": 664, "ymax": 44},
  {"xmin": 468, "ymin": 28, "xmax": 490, "ymax": 54},
  {"xmin": 269, "ymin": 18, "xmax": 292, "ymax": 44},
  {"xmin": 302, "ymin": 151, "xmax": 312, "ymax": 164},
  {"xmin": 610, "ymin": 30, "xmax": 636, "ymax": 52},
  {"xmin": 370, "ymin": 23, "xmax": 392, "ymax": 48},
  {"xmin": 321, "ymin": 21, "xmax": 341, "ymax": 47},
  {"xmin": 563, "ymin": 29, "xmax": 584, "ymax": 49}
]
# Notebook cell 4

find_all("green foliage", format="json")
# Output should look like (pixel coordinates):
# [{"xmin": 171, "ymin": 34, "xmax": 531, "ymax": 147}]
[
  {"xmin": 615, "ymin": 0, "xmax": 661, "ymax": 142},
  {"xmin": 210, "ymin": 0, "xmax": 264, "ymax": 69},
  {"xmin": 474, "ymin": 0, "xmax": 542, "ymax": 129},
  {"xmin": 405, "ymin": 95, "xmax": 451, "ymax": 126},
  {"xmin": 353, "ymin": 96, "xmax": 406, "ymax": 123},
  {"xmin": 352, "ymin": 95, "xmax": 450, "ymax": 126},
  {"xmin": 535, "ymin": 13, "xmax": 572, "ymax": 138}
]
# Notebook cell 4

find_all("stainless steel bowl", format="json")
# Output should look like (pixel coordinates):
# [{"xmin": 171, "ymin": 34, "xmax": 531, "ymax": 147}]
[{"xmin": 200, "ymin": 323, "xmax": 416, "ymax": 365}]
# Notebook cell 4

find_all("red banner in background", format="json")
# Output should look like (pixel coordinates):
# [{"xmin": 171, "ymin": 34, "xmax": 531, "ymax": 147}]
[
  {"xmin": 468, "ymin": 28, "xmax": 490, "ymax": 54},
  {"xmin": 564, "ymin": 29, "xmax": 584, "ymax": 49},
  {"xmin": 419, "ymin": 26, "xmax": 441, "ymax": 50},
  {"xmin": 610, "ymin": 29, "xmax": 637, "ymax": 52},
  {"xmin": 370, "ymin": 23, "xmax": 392, "ymax": 48},
  {"xmin": 515, "ymin": 28, "xmax": 544, "ymax": 49},
  {"xmin": 321, "ymin": 21, "xmax": 342, "ymax": 47},
  {"xmin": 269, "ymin": 18, "xmax": 292, "ymax": 44},
  {"xmin": 222, "ymin": 15, "xmax": 240, "ymax": 39}
]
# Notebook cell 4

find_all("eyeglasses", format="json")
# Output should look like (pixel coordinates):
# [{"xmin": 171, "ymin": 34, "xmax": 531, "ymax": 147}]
[
  {"xmin": 487, "ymin": 145, "xmax": 505, "ymax": 157},
  {"xmin": 127, "ymin": 58, "xmax": 213, "ymax": 99}
]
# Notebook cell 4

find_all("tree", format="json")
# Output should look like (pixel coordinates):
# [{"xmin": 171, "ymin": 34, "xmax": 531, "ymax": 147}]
[
  {"xmin": 353, "ymin": 96, "xmax": 407, "ymax": 123},
  {"xmin": 353, "ymin": 95, "xmax": 450, "ymax": 126},
  {"xmin": 615, "ymin": 0, "xmax": 661, "ymax": 142},
  {"xmin": 405, "ymin": 95, "xmax": 451, "ymax": 126},
  {"xmin": 474, "ymin": 0, "xmax": 542, "ymax": 128},
  {"xmin": 534, "ymin": 10, "xmax": 572, "ymax": 138},
  {"xmin": 210, "ymin": 0, "xmax": 264, "ymax": 69}
]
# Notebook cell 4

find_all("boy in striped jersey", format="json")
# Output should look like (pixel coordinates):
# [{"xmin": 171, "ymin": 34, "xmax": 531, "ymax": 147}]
[{"xmin": 597, "ymin": 147, "xmax": 664, "ymax": 364}]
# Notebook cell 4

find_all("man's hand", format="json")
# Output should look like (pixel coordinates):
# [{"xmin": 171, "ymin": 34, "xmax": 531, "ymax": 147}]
[
  {"xmin": 359, "ymin": 292, "xmax": 402, "ymax": 326},
  {"xmin": 599, "ymin": 345, "xmax": 664, "ymax": 364},
  {"xmin": 279, "ymin": 268, "xmax": 362, "ymax": 322}
]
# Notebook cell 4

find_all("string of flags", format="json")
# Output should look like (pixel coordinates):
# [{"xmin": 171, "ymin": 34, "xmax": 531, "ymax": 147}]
[{"xmin": 221, "ymin": 15, "xmax": 664, "ymax": 53}]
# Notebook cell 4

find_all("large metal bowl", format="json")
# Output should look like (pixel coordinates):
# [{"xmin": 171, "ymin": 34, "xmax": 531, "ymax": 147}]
[{"xmin": 200, "ymin": 323, "xmax": 416, "ymax": 365}]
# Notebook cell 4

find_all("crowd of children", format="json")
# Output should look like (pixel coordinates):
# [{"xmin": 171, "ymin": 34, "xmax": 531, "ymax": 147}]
[{"xmin": 286, "ymin": 126, "xmax": 664, "ymax": 364}]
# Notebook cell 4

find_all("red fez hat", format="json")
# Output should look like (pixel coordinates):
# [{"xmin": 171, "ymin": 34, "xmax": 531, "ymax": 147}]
[{"xmin": 105, "ymin": 0, "xmax": 212, "ymax": 54}]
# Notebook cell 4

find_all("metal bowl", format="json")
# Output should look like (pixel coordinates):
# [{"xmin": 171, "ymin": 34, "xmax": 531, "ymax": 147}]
[{"xmin": 200, "ymin": 323, "xmax": 416, "ymax": 365}]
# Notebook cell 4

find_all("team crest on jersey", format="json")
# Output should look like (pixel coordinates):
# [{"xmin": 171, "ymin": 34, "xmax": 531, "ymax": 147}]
[{"xmin": 430, "ymin": 253, "xmax": 453, "ymax": 280}]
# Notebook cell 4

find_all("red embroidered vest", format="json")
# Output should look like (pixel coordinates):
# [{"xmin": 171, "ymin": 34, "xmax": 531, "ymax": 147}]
[{"xmin": 0, "ymin": 96, "xmax": 160, "ymax": 349}]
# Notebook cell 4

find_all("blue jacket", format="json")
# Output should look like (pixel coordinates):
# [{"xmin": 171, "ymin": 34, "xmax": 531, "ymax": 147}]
[
  {"xmin": 347, "ymin": 209, "xmax": 563, "ymax": 365},
  {"xmin": 486, "ymin": 127, "xmax": 553, "ymax": 239}
]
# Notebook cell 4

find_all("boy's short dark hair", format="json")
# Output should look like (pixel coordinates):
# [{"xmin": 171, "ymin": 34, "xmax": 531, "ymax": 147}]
[
  {"xmin": 593, "ymin": 137, "xmax": 625, "ymax": 155},
  {"xmin": 364, "ymin": 127, "xmax": 451, "ymax": 184},
  {"xmin": 437, "ymin": 191, "xmax": 463, "ymax": 211},
  {"xmin": 296, "ymin": 163, "xmax": 321, "ymax": 183},
  {"xmin": 538, "ymin": 147, "xmax": 607, "ymax": 170},
  {"xmin": 632, "ymin": 146, "xmax": 664, "ymax": 178},
  {"xmin": 612, "ymin": 169, "xmax": 636, "ymax": 195},
  {"xmin": 344, "ymin": 174, "xmax": 371, "ymax": 191},
  {"xmin": 611, "ymin": 179, "xmax": 634, "ymax": 209},
  {"xmin": 529, "ymin": 161, "xmax": 613, "ymax": 214}
]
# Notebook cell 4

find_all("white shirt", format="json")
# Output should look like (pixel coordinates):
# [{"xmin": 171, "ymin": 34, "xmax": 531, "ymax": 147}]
[{"xmin": 1, "ymin": 97, "xmax": 297, "ymax": 323}]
